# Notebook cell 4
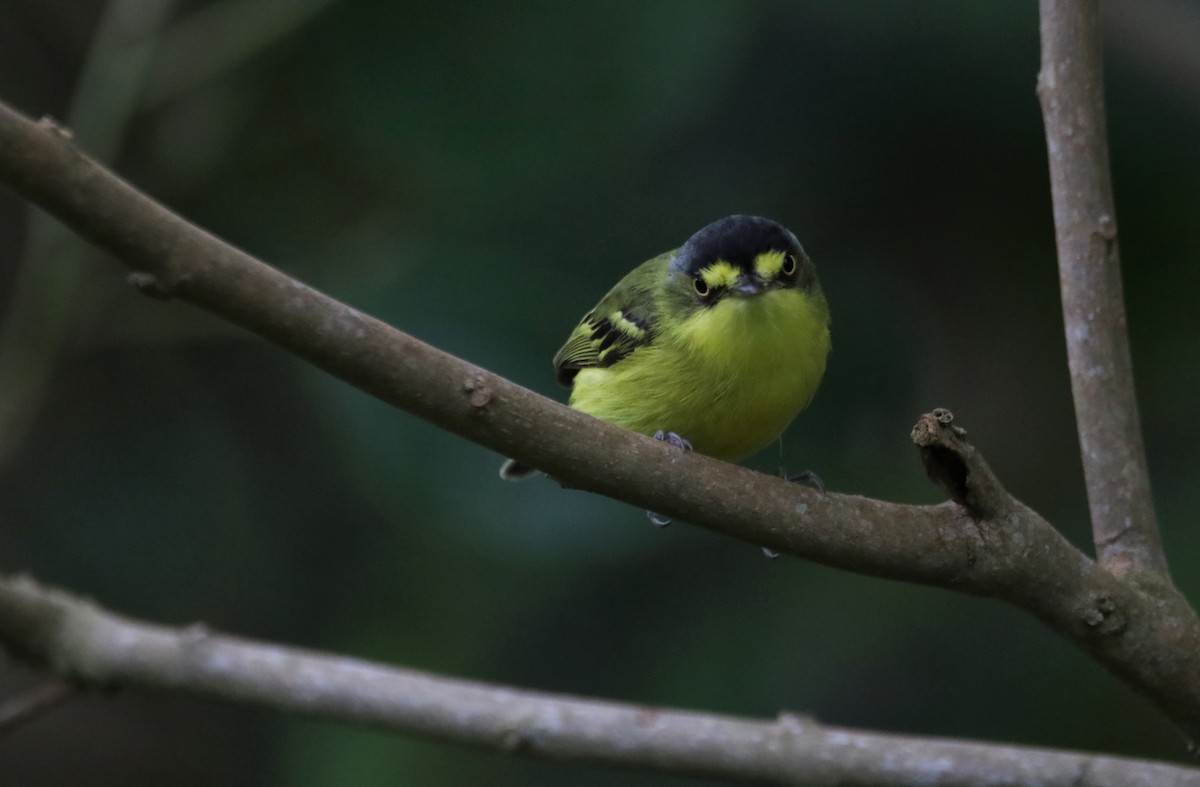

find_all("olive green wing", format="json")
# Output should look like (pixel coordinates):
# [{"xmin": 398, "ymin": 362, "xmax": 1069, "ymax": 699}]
[{"xmin": 552, "ymin": 252, "xmax": 670, "ymax": 387}]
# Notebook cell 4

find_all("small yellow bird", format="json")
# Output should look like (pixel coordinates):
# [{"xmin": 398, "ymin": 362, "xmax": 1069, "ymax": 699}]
[{"xmin": 502, "ymin": 214, "xmax": 830, "ymax": 479}]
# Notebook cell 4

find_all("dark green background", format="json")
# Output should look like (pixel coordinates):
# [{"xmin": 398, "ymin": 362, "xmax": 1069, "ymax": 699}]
[{"xmin": 1, "ymin": 1, "xmax": 1198, "ymax": 784}]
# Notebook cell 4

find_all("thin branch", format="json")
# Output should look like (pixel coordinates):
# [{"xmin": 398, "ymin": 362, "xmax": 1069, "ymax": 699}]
[
  {"xmin": 0, "ymin": 0, "xmax": 177, "ymax": 469},
  {"xmin": 0, "ymin": 0, "xmax": 339, "ymax": 469},
  {"xmin": 1037, "ymin": 0, "xmax": 1167, "ymax": 577},
  {"xmin": 140, "ymin": 0, "xmax": 342, "ymax": 108},
  {"xmin": 0, "ymin": 575, "xmax": 1194, "ymax": 787},
  {"xmin": 1, "ymin": 97, "xmax": 1200, "ymax": 744},
  {"xmin": 1106, "ymin": 0, "xmax": 1200, "ymax": 126},
  {"xmin": 0, "ymin": 677, "xmax": 78, "ymax": 737}
]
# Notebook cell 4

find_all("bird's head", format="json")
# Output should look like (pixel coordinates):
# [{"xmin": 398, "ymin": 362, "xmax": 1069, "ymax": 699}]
[{"xmin": 669, "ymin": 215, "xmax": 816, "ymax": 308}]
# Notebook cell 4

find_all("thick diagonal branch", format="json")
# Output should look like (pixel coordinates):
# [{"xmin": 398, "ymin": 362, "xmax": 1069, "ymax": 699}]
[
  {"xmin": 0, "ymin": 575, "xmax": 1196, "ymax": 786},
  {"xmin": 1037, "ymin": 0, "xmax": 1166, "ymax": 577},
  {"xmin": 2, "ymin": 97, "xmax": 1200, "ymax": 742}
]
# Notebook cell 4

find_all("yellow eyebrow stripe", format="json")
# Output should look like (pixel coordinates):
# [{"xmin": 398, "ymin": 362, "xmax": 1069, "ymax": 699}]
[
  {"xmin": 699, "ymin": 261, "xmax": 741, "ymax": 290},
  {"xmin": 754, "ymin": 250, "xmax": 787, "ymax": 279}
]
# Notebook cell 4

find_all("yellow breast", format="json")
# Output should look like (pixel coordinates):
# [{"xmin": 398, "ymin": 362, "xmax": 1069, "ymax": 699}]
[{"xmin": 569, "ymin": 287, "xmax": 830, "ymax": 461}]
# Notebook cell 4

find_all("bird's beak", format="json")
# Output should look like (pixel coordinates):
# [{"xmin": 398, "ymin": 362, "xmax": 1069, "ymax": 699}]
[{"xmin": 733, "ymin": 274, "xmax": 769, "ymax": 297}]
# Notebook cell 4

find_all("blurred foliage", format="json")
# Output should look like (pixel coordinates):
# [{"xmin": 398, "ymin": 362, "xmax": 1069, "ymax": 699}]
[{"xmin": 1, "ymin": 1, "xmax": 1198, "ymax": 784}]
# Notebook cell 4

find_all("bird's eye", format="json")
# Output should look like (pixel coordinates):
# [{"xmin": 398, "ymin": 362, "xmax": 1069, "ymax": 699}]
[
  {"xmin": 693, "ymin": 277, "xmax": 710, "ymax": 296},
  {"xmin": 781, "ymin": 254, "xmax": 797, "ymax": 276}
]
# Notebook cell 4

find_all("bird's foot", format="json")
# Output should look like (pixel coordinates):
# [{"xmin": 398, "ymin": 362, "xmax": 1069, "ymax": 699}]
[
  {"xmin": 784, "ymin": 469, "xmax": 826, "ymax": 496},
  {"xmin": 653, "ymin": 430, "xmax": 693, "ymax": 451},
  {"xmin": 499, "ymin": 458, "xmax": 538, "ymax": 481},
  {"xmin": 647, "ymin": 511, "xmax": 672, "ymax": 528},
  {"xmin": 646, "ymin": 431, "xmax": 693, "ymax": 527}
]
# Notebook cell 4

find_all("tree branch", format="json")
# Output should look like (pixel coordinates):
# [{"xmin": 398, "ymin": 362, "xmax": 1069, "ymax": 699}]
[
  {"xmin": 0, "ymin": 677, "xmax": 77, "ymax": 737},
  {"xmin": 0, "ymin": 0, "xmax": 177, "ymax": 468},
  {"xmin": 2, "ymin": 95, "xmax": 1200, "ymax": 746},
  {"xmin": 1037, "ymin": 0, "xmax": 1167, "ymax": 577},
  {"xmin": 0, "ymin": 575, "xmax": 1195, "ymax": 786},
  {"xmin": 1106, "ymin": 0, "xmax": 1200, "ymax": 126}
]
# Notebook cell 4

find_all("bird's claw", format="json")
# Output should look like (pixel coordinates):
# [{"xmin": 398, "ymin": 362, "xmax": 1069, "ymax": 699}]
[
  {"xmin": 785, "ymin": 469, "xmax": 826, "ymax": 496},
  {"xmin": 646, "ymin": 511, "xmax": 672, "ymax": 528},
  {"xmin": 653, "ymin": 430, "xmax": 693, "ymax": 451},
  {"xmin": 646, "ymin": 431, "xmax": 693, "ymax": 527}
]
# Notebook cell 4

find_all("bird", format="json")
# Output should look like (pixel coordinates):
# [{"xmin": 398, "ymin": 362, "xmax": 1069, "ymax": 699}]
[{"xmin": 500, "ymin": 214, "xmax": 830, "ymax": 481}]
